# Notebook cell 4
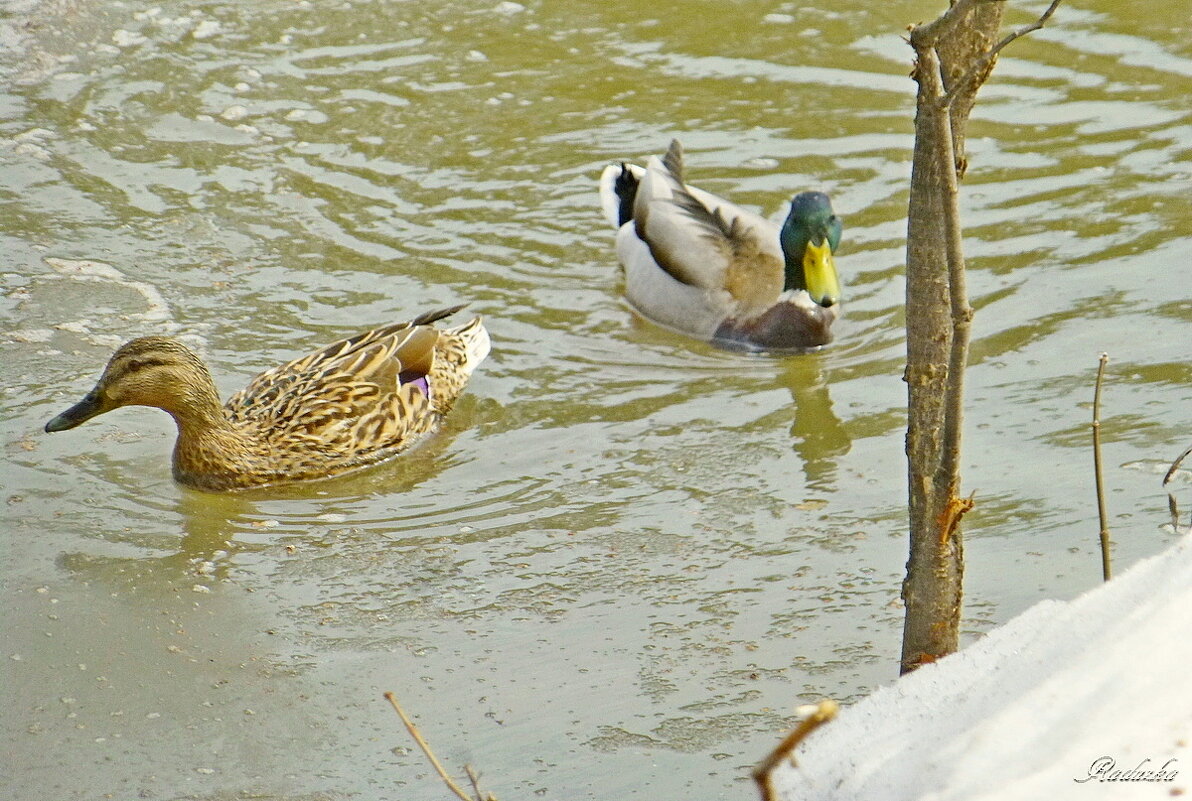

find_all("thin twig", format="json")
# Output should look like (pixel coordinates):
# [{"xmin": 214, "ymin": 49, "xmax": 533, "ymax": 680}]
[
  {"xmin": 464, "ymin": 765, "xmax": 495, "ymax": 801},
  {"xmin": 905, "ymin": 37, "xmax": 974, "ymax": 508},
  {"xmin": 932, "ymin": 46, "xmax": 974, "ymax": 496},
  {"xmin": 1092, "ymin": 353, "xmax": 1111, "ymax": 582},
  {"xmin": 752, "ymin": 700, "xmax": 840, "ymax": 801},
  {"xmin": 940, "ymin": 0, "xmax": 1064, "ymax": 108},
  {"xmin": 384, "ymin": 691, "xmax": 476, "ymax": 801}
]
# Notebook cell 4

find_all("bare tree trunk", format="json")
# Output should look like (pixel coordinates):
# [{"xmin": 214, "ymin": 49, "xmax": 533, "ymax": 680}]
[
  {"xmin": 900, "ymin": 0, "xmax": 1062, "ymax": 674},
  {"xmin": 900, "ymin": 1, "xmax": 1002, "ymax": 675}
]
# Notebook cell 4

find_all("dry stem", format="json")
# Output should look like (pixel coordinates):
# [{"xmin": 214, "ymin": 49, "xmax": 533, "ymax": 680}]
[
  {"xmin": 384, "ymin": 691, "xmax": 495, "ymax": 801},
  {"xmin": 752, "ymin": 700, "xmax": 840, "ymax": 801},
  {"xmin": 1092, "ymin": 353, "xmax": 1111, "ymax": 581}
]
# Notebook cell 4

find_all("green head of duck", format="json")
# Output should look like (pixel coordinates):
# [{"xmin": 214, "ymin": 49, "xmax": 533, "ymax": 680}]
[{"xmin": 779, "ymin": 191, "xmax": 843, "ymax": 307}]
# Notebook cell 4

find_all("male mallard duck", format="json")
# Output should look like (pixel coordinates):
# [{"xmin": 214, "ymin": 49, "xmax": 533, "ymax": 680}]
[
  {"xmin": 44, "ymin": 306, "xmax": 490, "ymax": 491},
  {"xmin": 599, "ymin": 139, "xmax": 843, "ymax": 351}
]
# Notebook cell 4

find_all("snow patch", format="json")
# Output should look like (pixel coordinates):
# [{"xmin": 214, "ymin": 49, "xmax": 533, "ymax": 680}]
[{"xmin": 775, "ymin": 536, "xmax": 1192, "ymax": 800}]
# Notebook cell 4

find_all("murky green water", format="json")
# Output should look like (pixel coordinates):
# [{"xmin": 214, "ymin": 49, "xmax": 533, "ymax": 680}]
[{"xmin": 2, "ymin": 0, "xmax": 1189, "ymax": 798}]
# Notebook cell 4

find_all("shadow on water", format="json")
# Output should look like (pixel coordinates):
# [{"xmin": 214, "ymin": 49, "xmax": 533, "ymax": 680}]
[
  {"xmin": 45, "ymin": 399, "xmax": 480, "ymax": 601},
  {"xmin": 780, "ymin": 354, "xmax": 852, "ymax": 492}
]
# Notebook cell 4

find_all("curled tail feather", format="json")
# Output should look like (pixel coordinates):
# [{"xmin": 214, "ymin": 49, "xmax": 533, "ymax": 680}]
[
  {"xmin": 613, "ymin": 165, "xmax": 640, "ymax": 227},
  {"xmin": 599, "ymin": 161, "xmax": 644, "ymax": 229}
]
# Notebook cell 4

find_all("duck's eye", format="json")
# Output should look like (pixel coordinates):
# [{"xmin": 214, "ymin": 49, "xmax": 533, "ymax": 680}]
[{"xmin": 126, "ymin": 358, "xmax": 169, "ymax": 372}]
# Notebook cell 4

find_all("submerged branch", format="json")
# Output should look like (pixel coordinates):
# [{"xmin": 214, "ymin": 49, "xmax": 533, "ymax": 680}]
[
  {"xmin": 1164, "ymin": 443, "xmax": 1192, "ymax": 534},
  {"xmin": 1163, "ymin": 444, "xmax": 1192, "ymax": 487}
]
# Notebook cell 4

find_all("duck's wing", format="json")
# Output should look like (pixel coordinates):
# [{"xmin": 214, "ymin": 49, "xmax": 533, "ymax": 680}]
[
  {"xmin": 225, "ymin": 307, "xmax": 464, "ymax": 443},
  {"xmin": 631, "ymin": 141, "xmax": 785, "ymax": 316}
]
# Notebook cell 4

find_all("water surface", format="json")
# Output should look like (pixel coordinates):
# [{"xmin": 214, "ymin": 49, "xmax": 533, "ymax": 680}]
[{"xmin": 2, "ymin": 0, "xmax": 1190, "ymax": 798}]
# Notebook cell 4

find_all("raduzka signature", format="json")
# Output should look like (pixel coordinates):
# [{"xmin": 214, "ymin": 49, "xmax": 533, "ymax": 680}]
[{"xmin": 1074, "ymin": 756, "xmax": 1179, "ymax": 783}]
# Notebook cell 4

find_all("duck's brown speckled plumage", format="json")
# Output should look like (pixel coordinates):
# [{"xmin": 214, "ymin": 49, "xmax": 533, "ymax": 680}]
[{"xmin": 44, "ymin": 306, "xmax": 489, "ymax": 491}]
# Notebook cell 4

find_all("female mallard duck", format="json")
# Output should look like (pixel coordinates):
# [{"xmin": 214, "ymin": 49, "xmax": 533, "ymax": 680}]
[
  {"xmin": 599, "ymin": 139, "xmax": 843, "ymax": 351},
  {"xmin": 44, "ymin": 305, "xmax": 489, "ymax": 492}
]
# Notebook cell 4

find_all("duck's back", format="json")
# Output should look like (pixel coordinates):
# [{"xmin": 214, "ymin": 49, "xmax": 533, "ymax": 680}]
[{"xmin": 217, "ymin": 309, "xmax": 489, "ymax": 485}]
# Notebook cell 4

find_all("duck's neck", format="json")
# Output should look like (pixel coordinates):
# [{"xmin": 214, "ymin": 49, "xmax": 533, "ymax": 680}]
[
  {"xmin": 780, "ymin": 226, "xmax": 810, "ymax": 293},
  {"xmin": 782, "ymin": 254, "xmax": 807, "ymax": 292},
  {"xmin": 165, "ymin": 379, "xmax": 259, "ymax": 491}
]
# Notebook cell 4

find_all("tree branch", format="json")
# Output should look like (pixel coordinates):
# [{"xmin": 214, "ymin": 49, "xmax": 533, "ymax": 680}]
[
  {"xmin": 925, "ymin": 53, "xmax": 975, "ymax": 495},
  {"xmin": 909, "ymin": 0, "xmax": 987, "ymax": 48},
  {"xmin": 940, "ymin": 0, "xmax": 1064, "ymax": 108}
]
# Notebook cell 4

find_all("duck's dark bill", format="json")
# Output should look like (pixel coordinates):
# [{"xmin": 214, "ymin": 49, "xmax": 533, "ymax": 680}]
[{"xmin": 45, "ymin": 391, "xmax": 104, "ymax": 433}]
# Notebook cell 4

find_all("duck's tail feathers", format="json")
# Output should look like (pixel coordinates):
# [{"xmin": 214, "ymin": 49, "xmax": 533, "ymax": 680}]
[
  {"xmin": 446, "ymin": 317, "xmax": 491, "ymax": 375},
  {"xmin": 412, "ymin": 303, "xmax": 468, "ymax": 327},
  {"xmin": 661, "ymin": 139, "xmax": 685, "ymax": 183},
  {"xmin": 599, "ymin": 161, "xmax": 644, "ymax": 230}
]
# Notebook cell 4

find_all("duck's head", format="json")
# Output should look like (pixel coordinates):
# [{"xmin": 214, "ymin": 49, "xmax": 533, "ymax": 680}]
[
  {"xmin": 45, "ymin": 337, "xmax": 218, "ymax": 433},
  {"xmin": 779, "ymin": 191, "xmax": 843, "ymax": 308}
]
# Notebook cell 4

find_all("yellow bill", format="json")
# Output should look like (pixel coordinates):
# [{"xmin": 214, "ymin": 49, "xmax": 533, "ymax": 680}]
[{"xmin": 802, "ymin": 239, "xmax": 841, "ymax": 307}]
